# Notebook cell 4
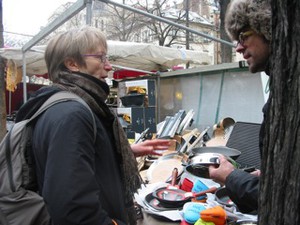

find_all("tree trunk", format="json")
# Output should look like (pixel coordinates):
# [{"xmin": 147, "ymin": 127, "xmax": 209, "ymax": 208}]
[
  {"xmin": 0, "ymin": 57, "xmax": 5, "ymax": 139},
  {"xmin": 0, "ymin": 0, "xmax": 7, "ymax": 139},
  {"xmin": 259, "ymin": 0, "xmax": 300, "ymax": 224}
]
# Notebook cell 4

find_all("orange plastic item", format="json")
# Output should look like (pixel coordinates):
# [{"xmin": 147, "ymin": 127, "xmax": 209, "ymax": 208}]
[{"xmin": 200, "ymin": 206, "xmax": 226, "ymax": 225}]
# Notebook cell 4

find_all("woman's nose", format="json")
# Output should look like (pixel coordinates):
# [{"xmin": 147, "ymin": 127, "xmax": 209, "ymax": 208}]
[{"xmin": 104, "ymin": 60, "xmax": 113, "ymax": 71}]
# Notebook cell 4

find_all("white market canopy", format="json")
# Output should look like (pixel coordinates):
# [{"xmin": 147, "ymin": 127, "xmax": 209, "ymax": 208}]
[
  {"xmin": 0, "ymin": 41, "xmax": 212, "ymax": 75},
  {"xmin": 107, "ymin": 41, "xmax": 212, "ymax": 72}
]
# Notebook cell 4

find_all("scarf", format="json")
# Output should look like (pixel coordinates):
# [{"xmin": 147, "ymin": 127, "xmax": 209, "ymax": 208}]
[{"xmin": 54, "ymin": 71, "xmax": 142, "ymax": 224}]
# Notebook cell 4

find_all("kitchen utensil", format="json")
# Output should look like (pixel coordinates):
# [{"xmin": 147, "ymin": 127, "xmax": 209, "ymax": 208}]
[
  {"xmin": 158, "ymin": 110, "xmax": 185, "ymax": 138},
  {"xmin": 176, "ymin": 109, "xmax": 194, "ymax": 135},
  {"xmin": 181, "ymin": 110, "xmax": 195, "ymax": 132},
  {"xmin": 120, "ymin": 93, "xmax": 145, "ymax": 107},
  {"xmin": 183, "ymin": 202, "xmax": 207, "ymax": 224},
  {"xmin": 180, "ymin": 177, "xmax": 194, "ymax": 192},
  {"xmin": 200, "ymin": 205, "xmax": 226, "ymax": 225},
  {"xmin": 185, "ymin": 127, "xmax": 210, "ymax": 154},
  {"xmin": 185, "ymin": 164, "xmax": 211, "ymax": 179},
  {"xmin": 191, "ymin": 179, "xmax": 209, "ymax": 200},
  {"xmin": 185, "ymin": 152, "xmax": 239, "ymax": 178},
  {"xmin": 152, "ymin": 186, "xmax": 217, "ymax": 208},
  {"xmin": 190, "ymin": 146, "xmax": 241, "ymax": 160},
  {"xmin": 178, "ymin": 128, "xmax": 199, "ymax": 153},
  {"xmin": 156, "ymin": 116, "xmax": 172, "ymax": 138},
  {"xmin": 146, "ymin": 152, "xmax": 186, "ymax": 183},
  {"xmin": 167, "ymin": 167, "xmax": 180, "ymax": 189},
  {"xmin": 134, "ymin": 128, "xmax": 150, "ymax": 144},
  {"xmin": 187, "ymin": 152, "xmax": 221, "ymax": 165},
  {"xmin": 206, "ymin": 117, "xmax": 235, "ymax": 147},
  {"xmin": 214, "ymin": 187, "xmax": 236, "ymax": 207},
  {"xmin": 144, "ymin": 193, "xmax": 182, "ymax": 211},
  {"xmin": 184, "ymin": 152, "xmax": 221, "ymax": 178}
]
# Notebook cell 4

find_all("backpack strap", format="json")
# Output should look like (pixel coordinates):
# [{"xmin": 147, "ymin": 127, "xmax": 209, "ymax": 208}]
[
  {"xmin": 5, "ymin": 130, "xmax": 15, "ymax": 192},
  {"xmin": 27, "ymin": 91, "xmax": 97, "ymax": 143}
]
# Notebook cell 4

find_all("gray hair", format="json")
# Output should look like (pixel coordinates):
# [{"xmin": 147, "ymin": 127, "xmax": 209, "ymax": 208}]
[
  {"xmin": 225, "ymin": 0, "xmax": 271, "ymax": 41},
  {"xmin": 45, "ymin": 26, "xmax": 107, "ymax": 82}
]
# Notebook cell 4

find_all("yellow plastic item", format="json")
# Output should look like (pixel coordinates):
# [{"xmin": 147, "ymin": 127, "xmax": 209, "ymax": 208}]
[
  {"xmin": 6, "ymin": 59, "xmax": 22, "ymax": 92},
  {"xmin": 195, "ymin": 218, "xmax": 215, "ymax": 225},
  {"xmin": 122, "ymin": 114, "xmax": 131, "ymax": 123},
  {"xmin": 200, "ymin": 206, "xmax": 226, "ymax": 225}
]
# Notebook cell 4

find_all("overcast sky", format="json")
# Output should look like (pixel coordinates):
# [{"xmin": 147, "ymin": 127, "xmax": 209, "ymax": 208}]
[{"xmin": 3, "ymin": 0, "xmax": 76, "ymax": 36}]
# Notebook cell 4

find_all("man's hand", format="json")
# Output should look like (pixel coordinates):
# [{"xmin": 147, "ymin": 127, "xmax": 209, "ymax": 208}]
[
  {"xmin": 250, "ymin": 169, "xmax": 261, "ymax": 177},
  {"xmin": 208, "ymin": 154, "xmax": 235, "ymax": 186},
  {"xmin": 131, "ymin": 139, "xmax": 171, "ymax": 157}
]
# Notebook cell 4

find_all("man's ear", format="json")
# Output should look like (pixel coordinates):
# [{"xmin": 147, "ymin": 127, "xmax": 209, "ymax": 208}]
[{"xmin": 64, "ymin": 58, "xmax": 80, "ymax": 71}]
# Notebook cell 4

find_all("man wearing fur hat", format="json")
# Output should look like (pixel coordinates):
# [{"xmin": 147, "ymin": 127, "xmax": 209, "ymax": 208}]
[{"xmin": 208, "ymin": 0, "xmax": 271, "ymax": 213}]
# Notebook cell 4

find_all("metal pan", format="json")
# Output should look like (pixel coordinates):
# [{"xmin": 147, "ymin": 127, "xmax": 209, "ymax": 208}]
[
  {"xmin": 146, "ymin": 152, "xmax": 187, "ymax": 183},
  {"xmin": 152, "ymin": 186, "xmax": 217, "ymax": 208},
  {"xmin": 190, "ymin": 146, "xmax": 241, "ymax": 160},
  {"xmin": 214, "ymin": 187, "xmax": 236, "ymax": 207},
  {"xmin": 144, "ymin": 193, "xmax": 182, "ymax": 211}
]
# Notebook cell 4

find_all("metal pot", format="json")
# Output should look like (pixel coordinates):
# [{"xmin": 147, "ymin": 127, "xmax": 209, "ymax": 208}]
[
  {"xmin": 187, "ymin": 152, "xmax": 221, "ymax": 165},
  {"xmin": 120, "ymin": 93, "xmax": 145, "ymax": 107},
  {"xmin": 184, "ymin": 153, "xmax": 221, "ymax": 178},
  {"xmin": 190, "ymin": 146, "xmax": 241, "ymax": 160}
]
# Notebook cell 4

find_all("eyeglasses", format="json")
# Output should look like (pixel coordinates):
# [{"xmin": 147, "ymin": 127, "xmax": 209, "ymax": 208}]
[
  {"xmin": 82, "ymin": 54, "xmax": 108, "ymax": 63},
  {"xmin": 236, "ymin": 30, "xmax": 254, "ymax": 47}
]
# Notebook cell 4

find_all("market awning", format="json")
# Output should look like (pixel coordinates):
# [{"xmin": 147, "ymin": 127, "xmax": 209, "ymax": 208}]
[
  {"xmin": 107, "ymin": 40, "xmax": 212, "ymax": 72},
  {"xmin": 0, "ymin": 41, "xmax": 212, "ymax": 76}
]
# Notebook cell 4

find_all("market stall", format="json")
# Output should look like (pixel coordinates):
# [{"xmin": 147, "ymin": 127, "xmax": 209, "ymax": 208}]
[
  {"xmin": 0, "ymin": 41, "xmax": 212, "ymax": 111},
  {"xmin": 133, "ymin": 112, "xmax": 260, "ymax": 224}
]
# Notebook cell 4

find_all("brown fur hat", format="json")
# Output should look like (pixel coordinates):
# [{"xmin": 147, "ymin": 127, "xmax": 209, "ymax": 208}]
[{"xmin": 225, "ymin": 0, "xmax": 271, "ymax": 41}]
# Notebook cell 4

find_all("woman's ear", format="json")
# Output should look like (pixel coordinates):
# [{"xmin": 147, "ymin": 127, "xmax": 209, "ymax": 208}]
[{"xmin": 64, "ymin": 58, "xmax": 80, "ymax": 72}]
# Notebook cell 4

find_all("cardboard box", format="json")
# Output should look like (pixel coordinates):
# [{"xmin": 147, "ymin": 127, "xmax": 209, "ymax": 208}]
[
  {"xmin": 126, "ymin": 130, "xmax": 136, "ymax": 143},
  {"xmin": 117, "ymin": 107, "xmax": 144, "ymax": 133},
  {"xmin": 144, "ymin": 107, "xmax": 156, "ymax": 133}
]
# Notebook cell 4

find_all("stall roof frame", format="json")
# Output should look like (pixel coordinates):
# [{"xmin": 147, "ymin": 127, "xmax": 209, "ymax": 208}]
[{"xmin": 19, "ymin": 0, "xmax": 234, "ymax": 102}]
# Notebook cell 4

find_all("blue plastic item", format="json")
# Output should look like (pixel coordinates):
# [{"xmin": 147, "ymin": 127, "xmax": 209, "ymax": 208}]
[
  {"xmin": 183, "ymin": 202, "xmax": 207, "ymax": 224},
  {"xmin": 192, "ymin": 179, "xmax": 209, "ymax": 200}
]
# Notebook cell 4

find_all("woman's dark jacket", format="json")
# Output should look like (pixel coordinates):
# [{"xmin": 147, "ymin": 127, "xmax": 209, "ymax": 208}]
[{"xmin": 16, "ymin": 79, "xmax": 128, "ymax": 224}]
